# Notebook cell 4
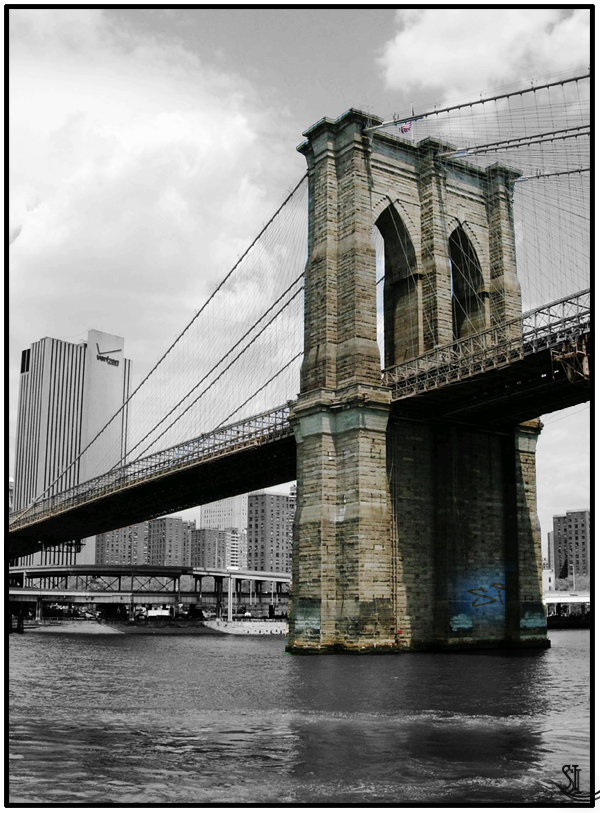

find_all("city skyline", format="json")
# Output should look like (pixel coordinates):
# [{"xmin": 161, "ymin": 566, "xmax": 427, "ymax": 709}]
[{"xmin": 9, "ymin": 8, "xmax": 590, "ymax": 548}]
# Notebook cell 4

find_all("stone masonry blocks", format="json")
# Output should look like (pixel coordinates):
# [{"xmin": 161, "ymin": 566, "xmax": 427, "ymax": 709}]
[{"xmin": 289, "ymin": 109, "xmax": 547, "ymax": 652}]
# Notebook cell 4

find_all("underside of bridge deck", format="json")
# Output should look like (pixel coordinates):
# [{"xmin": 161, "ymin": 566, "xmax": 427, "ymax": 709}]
[
  {"xmin": 8, "ymin": 436, "xmax": 297, "ymax": 560},
  {"xmin": 391, "ymin": 348, "xmax": 590, "ymax": 426}
]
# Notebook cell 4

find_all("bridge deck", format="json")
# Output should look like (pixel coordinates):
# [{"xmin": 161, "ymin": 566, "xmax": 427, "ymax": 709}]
[
  {"xmin": 8, "ymin": 292, "xmax": 589, "ymax": 560},
  {"xmin": 391, "ymin": 343, "xmax": 589, "ymax": 424},
  {"xmin": 386, "ymin": 289, "xmax": 590, "ymax": 423},
  {"xmin": 9, "ymin": 434, "xmax": 296, "ymax": 558}
]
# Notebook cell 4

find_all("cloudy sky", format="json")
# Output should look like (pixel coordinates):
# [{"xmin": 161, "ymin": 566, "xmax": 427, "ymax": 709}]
[{"xmin": 9, "ymin": 8, "xmax": 590, "ymax": 548}]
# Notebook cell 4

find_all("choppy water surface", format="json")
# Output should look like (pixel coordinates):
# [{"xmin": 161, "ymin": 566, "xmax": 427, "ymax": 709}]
[{"xmin": 9, "ymin": 629, "xmax": 589, "ymax": 804}]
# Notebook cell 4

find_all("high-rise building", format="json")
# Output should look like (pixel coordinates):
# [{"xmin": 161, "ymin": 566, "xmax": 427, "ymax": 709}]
[
  {"xmin": 226, "ymin": 527, "xmax": 247, "ymax": 569},
  {"xmin": 94, "ymin": 517, "xmax": 195, "ymax": 566},
  {"xmin": 96, "ymin": 522, "xmax": 149, "ymax": 565},
  {"xmin": 191, "ymin": 526, "xmax": 246, "ymax": 569},
  {"xmin": 547, "ymin": 532, "xmax": 555, "ymax": 572},
  {"xmin": 552, "ymin": 509, "xmax": 590, "ymax": 581},
  {"xmin": 12, "ymin": 329, "xmax": 131, "ymax": 566},
  {"xmin": 182, "ymin": 519, "xmax": 196, "ymax": 567},
  {"xmin": 199, "ymin": 495, "xmax": 248, "ymax": 532},
  {"xmin": 147, "ymin": 517, "xmax": 195, "ymax": 567},
  {"xmin": 192, "ymin": 528, "xmax": 227, "ymax": 569},
  {"xmin": 196, "ymin": 494, "xmax": 249, "ymax": 570},
  {"xmin": 247, "ymin": 487, "xmax": 295, "ymax": 573}
]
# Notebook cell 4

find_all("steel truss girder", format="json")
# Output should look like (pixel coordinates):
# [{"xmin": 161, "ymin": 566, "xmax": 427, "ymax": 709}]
[
  {"xmin": 132, "ymin": 576, "xmax": 177, "ymax": 593},
  {"xmin": 383, "ymin": 290, "xmax": 590, "ymax": 399},
  {"xmin": 10, "ymin": 404, "xmax": 293, "ymax": 532}
]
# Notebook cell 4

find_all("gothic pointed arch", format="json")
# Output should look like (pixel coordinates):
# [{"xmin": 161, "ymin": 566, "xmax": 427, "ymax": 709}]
[
  {"xmin": 449, "ymin": 226, "xmax": 487, "ymax": 340},
  {"xmin": 375, "ymin": 204, "xmax": 421, "ymax": 368}
]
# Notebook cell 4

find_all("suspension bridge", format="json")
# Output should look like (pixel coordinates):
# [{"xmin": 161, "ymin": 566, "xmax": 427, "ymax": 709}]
[{"xmin": 9, "ymin": 73, "xmax": 590, "ymax": 652}]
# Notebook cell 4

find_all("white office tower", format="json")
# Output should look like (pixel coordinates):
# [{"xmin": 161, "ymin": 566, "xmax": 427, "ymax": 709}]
[
  {"xmin": 13, "ymin": 329, "xmax": 131, "ymax": 566},
  {"xmin": 199, "ymin": 494, "xmax": 248, "ymax": 533}
]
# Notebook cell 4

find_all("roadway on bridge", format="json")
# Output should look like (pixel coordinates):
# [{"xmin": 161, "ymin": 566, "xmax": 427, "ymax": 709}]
[
  {"xmin": 8, "ymin": 292, "xmax": 589, "ymax": 560},
  {"xmin": 9, "ymin": 563, "xmax": 291, "ymax": 583},
  {"xmin": 390, "ymin": 344, "xmax": 589, "ymax": 424},
  {"xmin": 8, "ymin": 434, "xmax": 296, "ymax": 559}
]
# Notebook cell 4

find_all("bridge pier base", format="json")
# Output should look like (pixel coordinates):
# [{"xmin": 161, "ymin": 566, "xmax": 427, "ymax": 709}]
[
  {"xmin": 288, "ymin": 388, "xmax": 397, "ymax": 653},
  {"xmin": 288, "ymin": 413, "xmax": 549, "ymax": 653},
  {"xmin": 388, "ymin": 416, "xmax": 548, "ymax": 651}
]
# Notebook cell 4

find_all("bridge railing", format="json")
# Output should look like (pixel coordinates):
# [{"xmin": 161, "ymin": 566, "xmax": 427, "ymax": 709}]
[
  {"xmin": 383, "ymin": 289, "xmax": 590, "ymax": 398},
  {"xmin": 9, "ymin": 404, "xmax": 293, "ymax": 532},
  {"xmin": 10, "ymin": 290, "xmax": 590, "ymax": 532}
]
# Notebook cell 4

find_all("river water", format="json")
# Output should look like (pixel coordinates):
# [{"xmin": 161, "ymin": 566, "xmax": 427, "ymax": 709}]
[{"xmin": 9, "ymin": 628, "xmax": 590, "ymax": 805}]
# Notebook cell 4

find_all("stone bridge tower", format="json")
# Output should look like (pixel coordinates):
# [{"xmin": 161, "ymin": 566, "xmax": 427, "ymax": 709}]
[{"xmin": 287, "ymin": 109, "xmax": 548, "ymax": 653}]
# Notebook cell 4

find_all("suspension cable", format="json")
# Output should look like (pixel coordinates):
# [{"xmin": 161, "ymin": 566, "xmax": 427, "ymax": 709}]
[
  {"xmin": 364, "ymin": 73, "xmax": 590, "ymax": 134},
  {"xmin": 20, "ymin": 172, "xmax": 308, "ymax": 511},
  {"xmin": 113, "ymin": 272, "xmax": 305, "ymax": 467},
  {"xmin": 131, "ymin": 286, "xmax": 304, "ymax": 462}
]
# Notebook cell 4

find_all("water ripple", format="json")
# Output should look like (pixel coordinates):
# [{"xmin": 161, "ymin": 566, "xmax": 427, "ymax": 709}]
[{"xmin": 9, "ymin": 629, "xmax": 589, "ymax": 804}]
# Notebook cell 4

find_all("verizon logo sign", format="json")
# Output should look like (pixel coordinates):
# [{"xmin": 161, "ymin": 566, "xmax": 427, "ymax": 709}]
[{"xmin": 96, "ymin": 343, "xmax": 121, "ymax": 367}]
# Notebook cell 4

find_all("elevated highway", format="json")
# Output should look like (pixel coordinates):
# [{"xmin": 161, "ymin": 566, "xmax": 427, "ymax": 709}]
[{"xmin": 8, "ymin": 564, "xmax": 291, "ymax": 622}]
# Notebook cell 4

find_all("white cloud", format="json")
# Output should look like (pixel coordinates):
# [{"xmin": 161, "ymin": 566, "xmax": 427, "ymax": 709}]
[
  {"xmin": 9, "ymin": 9, "xmax": 304, "ymax": 472},
  {"xmin": 378, "ymin": 9, "xmax": 590, "ymax": 100}
]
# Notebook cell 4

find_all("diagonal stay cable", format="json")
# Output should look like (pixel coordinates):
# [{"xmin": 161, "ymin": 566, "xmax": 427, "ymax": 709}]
[
  {"xmin": 438, "ymin": 125, "xmax": 590, "ymax": 158},
  {"xmin": 131, "ymin": 286, "xmax": 304, "ymax": 462},
  {"xmin": 18, "ymin": 172, "xmax": 308, "ymax": 514},
  {"xmin": 364, "ymin": 73, "xmax": 590, "ymax": 134},
  {"xmin": 213, "ymin": 351, "xmax": 304, "ymax": 431},
  {"xmin": 114, "ymin": 271, "xmax": 305, "ymax": 467}
]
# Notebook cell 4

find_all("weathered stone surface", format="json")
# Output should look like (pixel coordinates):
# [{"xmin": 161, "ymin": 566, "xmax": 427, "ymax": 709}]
[{"xmin": 288, "ymin": 109, "xmax": 548, "ymax": 653}]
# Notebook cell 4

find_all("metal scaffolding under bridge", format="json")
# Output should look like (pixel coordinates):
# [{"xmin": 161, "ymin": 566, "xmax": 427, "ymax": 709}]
[{"xmin": 8, "ymin": 564, "xmax": 291, "ymax": 624}]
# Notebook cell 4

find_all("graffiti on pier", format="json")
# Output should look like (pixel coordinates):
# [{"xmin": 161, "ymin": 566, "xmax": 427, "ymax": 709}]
[{"xmin": 467, "ymin": 583, "xmax": 505, "ymax": 607}]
